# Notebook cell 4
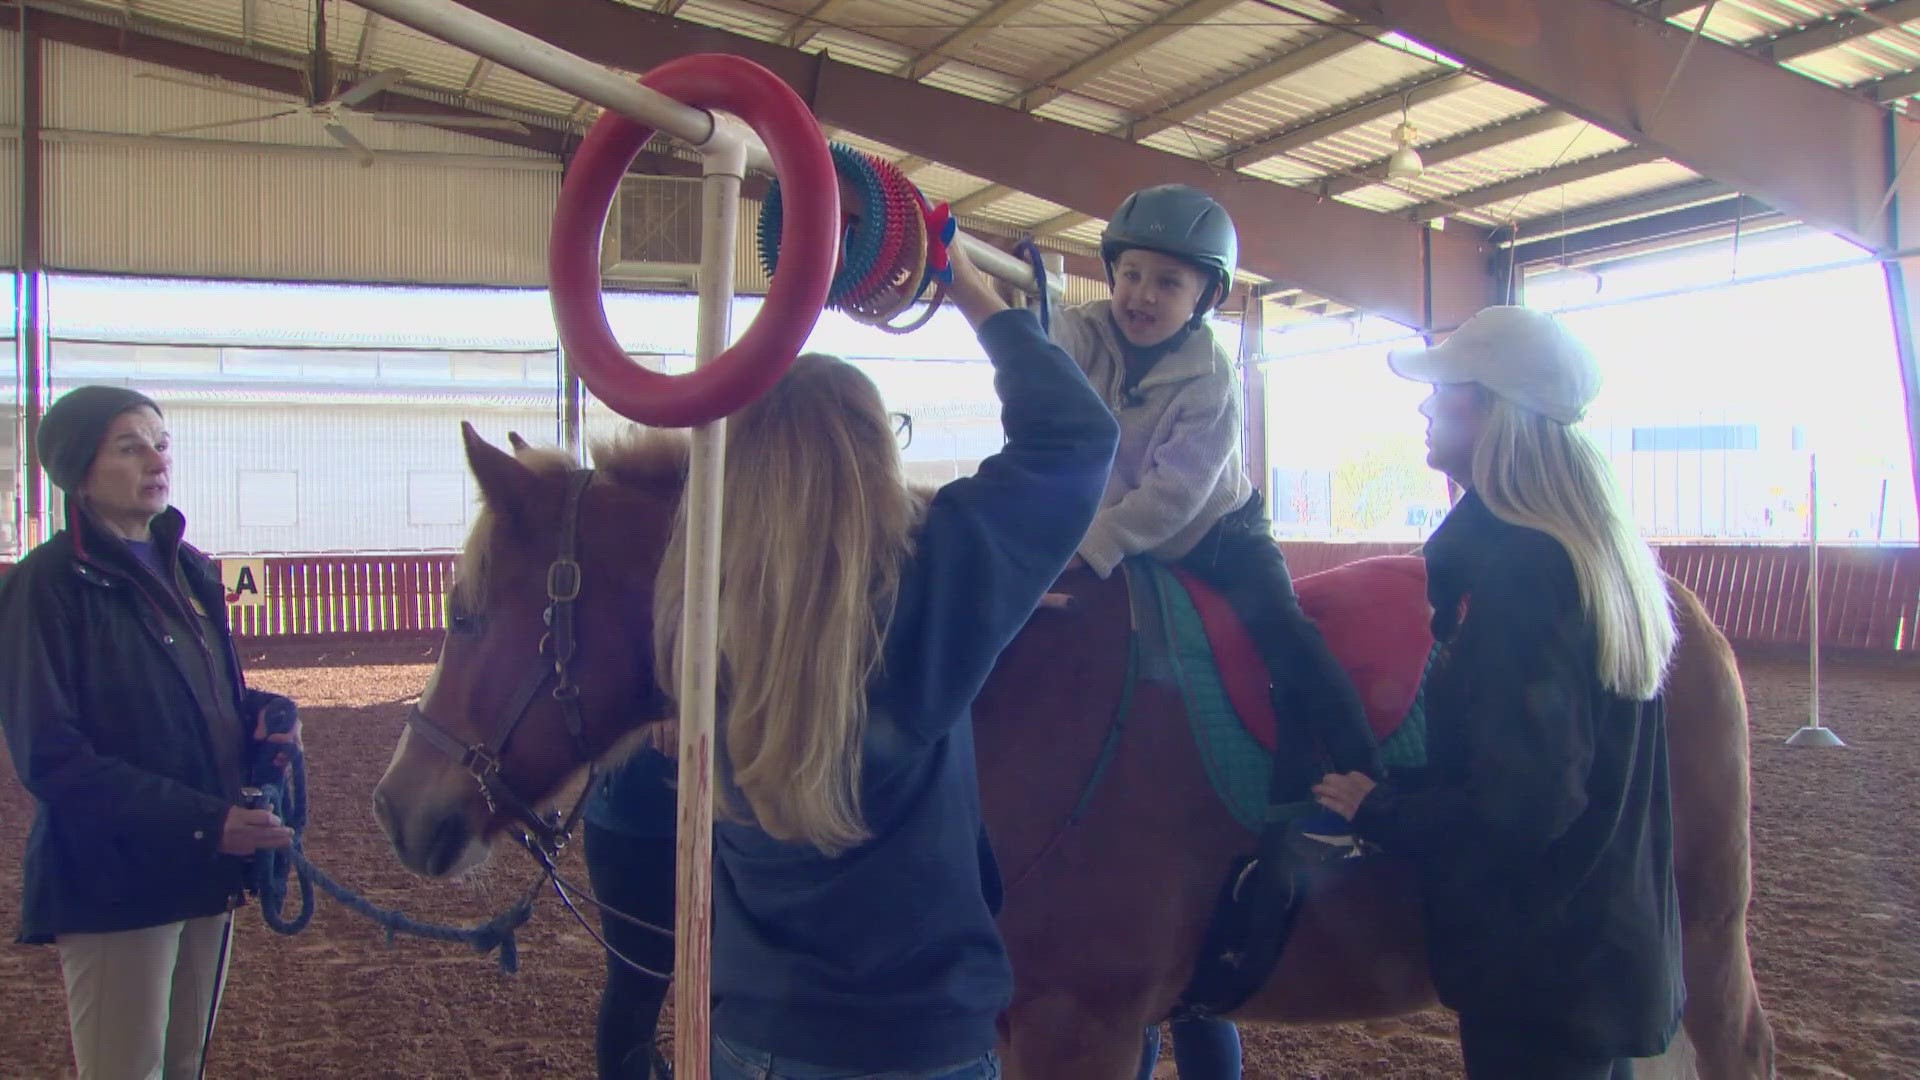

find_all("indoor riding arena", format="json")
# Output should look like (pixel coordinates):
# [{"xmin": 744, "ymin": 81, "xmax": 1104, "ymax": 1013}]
[{"xmin": 2, "ymin": 1, "xmax": 1918, "ymax": 1078}]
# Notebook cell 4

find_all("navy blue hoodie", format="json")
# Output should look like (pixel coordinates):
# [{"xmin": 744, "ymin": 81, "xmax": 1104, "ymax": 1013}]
[{"xmin": 709, "ymin": 308, "xmax": 1119, "ymax": 1069}]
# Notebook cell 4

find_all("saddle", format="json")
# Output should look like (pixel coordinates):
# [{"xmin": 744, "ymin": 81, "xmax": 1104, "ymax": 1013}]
[{"xmin": 1119, "ymin": 554, "xmax": 1438, "ymax": 1021}]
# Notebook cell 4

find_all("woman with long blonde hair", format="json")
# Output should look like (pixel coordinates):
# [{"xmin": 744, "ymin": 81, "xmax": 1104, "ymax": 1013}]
[
  {"xmin": 1315, "ymin": 307, "xmax": 1682, "ymax": 1080},
  {"xmin": 653, "ymin": 243, "xmax": 1119, "ymax": 1080}
]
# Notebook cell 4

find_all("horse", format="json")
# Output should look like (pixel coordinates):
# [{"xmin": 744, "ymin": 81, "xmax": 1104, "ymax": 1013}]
[{"xmin": 373, "ymin": 424, "xmax": 1776, "ymax": 1079}]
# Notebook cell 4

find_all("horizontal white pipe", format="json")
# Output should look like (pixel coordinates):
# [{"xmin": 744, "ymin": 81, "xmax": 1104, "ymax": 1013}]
[{"xmin": 350, "ymin": 0, "xmax": 1063, "ymax": 296}]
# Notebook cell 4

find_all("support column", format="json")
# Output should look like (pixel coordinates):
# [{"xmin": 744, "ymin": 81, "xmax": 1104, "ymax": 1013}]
[
  {"xmin": 1885, "ymin": 105, "xmax": 1920, "ymax": 532},
  {"xmin": 1238, "ymin": 287, "xmax": 1268, "ymax": 496},
  {"xmin": 16, "ymin": 24, "xmax": 45, "ymax": 551},
  {"xmin": 1880, "ymin": 256, "xmax": 1920, "ymax": 527}
]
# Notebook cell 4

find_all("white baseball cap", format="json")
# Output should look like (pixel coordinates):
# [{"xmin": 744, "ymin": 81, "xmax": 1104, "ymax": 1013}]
[{"xmin": 1388, "ymin": 306, "xmax": 1602, "ymax": 425}]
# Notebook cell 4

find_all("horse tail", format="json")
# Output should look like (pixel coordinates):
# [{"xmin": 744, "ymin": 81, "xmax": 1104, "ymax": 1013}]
[{"xmin": 1661, "ymin": 576, "xmax": 1777, "ymax": 1079}]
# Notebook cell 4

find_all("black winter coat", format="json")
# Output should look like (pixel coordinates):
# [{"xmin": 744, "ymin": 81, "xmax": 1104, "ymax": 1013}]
[
  {"xmin": 1, "ymin": 506, "xmax": 265, "ymax": 943},
  {"xmin": 1352, "ymin": 490, "xmax": 1685, "ymax": 1058}
]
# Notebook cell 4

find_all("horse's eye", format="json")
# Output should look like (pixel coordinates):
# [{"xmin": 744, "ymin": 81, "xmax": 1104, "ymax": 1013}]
[{"xmin": 449, "ymin": 612, "xmax": 484, "ymax": 635}]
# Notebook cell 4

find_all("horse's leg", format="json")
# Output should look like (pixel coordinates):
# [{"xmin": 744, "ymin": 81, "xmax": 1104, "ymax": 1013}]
[
  {"xmin": 1664, "ymin": 583, "xmax": 1777, "ymax": 1080},
  {"xmin": 1000, "ymin": 993, "xmax": 1155, "ymax": 1080}
]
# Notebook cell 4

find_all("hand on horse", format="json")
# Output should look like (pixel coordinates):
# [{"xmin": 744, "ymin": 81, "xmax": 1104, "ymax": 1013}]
[
  {"xmin": 1038, "ymin": 555, "xmax": 1091, "ymax": 612},
  {"xmin": 220, "ymin": 805, "xmax": 295, "ymax": 856},
  {"xmin": 1312, "ymin": 772, "xmax": 1377, "ymax": 822}
]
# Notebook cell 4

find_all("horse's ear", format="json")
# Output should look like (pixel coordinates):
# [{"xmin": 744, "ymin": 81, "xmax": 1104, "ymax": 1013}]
[
  {"xmin": 507, "ymin": 431, "xmax": 531, "ymax": 454},
  {"xmin": 462, "ymin": 421, "xmax": 539, "ymax": 519}
]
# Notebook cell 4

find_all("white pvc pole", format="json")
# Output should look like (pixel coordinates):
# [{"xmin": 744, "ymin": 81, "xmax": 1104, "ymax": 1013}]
[
  {"xmin": 1808, "ymin": 453, "xmax": 1821, "ymax": 728},
  {"xmin": 349, "ymin": 0, "xmax": 1062, "ymax": 297},
  {"xmin": 1787, "ymin": 451, "xmax": 1843, "ymax": 746},
  {"xmin": 668, "ymin": 133, "xmax": 745, "ymax": 1080}
]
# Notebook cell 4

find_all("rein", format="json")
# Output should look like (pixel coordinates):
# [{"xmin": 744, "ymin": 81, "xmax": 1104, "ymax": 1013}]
[
  {"xmin": 1000, "ymin": 565, "xmax": 1142, "ymax": 895},
  {"xmin": 245, "ymin": 723, "xmax": 539, "ymax": 973}
]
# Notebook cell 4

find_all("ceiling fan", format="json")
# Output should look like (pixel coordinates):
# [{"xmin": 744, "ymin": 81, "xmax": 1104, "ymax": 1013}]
[{"xmin": 141, "ymin": 1, "xmax": 529, "ymax": 163}]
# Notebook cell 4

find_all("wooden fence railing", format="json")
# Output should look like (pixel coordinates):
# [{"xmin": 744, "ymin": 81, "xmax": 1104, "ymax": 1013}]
[
  {"xmin": 1, "ymin": 544, "xmax": 1915, "ymax": 652},
  {"xmin": 1272, "ymin": 542, "xmax": 1920, "ymax": 654},
  {"xmin": 224, "ymin": 555, "xmax": 459, "ymax": 641}
]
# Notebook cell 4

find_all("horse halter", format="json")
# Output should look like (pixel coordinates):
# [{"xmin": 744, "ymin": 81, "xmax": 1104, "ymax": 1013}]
[{"xmin": 405, "ymin": 468, "xmax": 598, "ymax": 858}]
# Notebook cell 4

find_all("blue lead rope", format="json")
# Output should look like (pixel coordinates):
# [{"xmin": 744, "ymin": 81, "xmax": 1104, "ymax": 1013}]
[
  {"xmin": 1013, "ymin": 239, "xmax": 1051, "ymax": 335},
  {"xmin": 245, "ymin": 697, "xmax": 535, "ymax": 973}
]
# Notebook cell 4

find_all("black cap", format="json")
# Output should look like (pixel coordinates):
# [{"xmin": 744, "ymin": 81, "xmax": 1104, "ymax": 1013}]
[{"xmin": 37, "ymin": 386, "xmax": 163, "ymax": 494}]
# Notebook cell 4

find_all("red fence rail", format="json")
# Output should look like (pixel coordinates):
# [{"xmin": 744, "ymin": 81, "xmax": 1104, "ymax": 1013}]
[
  {"xmin": 1, "ymin": 545, "xmax": 1916, "ymax": 652},
  {"xmin": 224, "ymin": 555, "xmax": 458, "ymax": 642},
  {"xmin": 1273, "ymin": 542, "xmax": 1920, "ymax": 654}
]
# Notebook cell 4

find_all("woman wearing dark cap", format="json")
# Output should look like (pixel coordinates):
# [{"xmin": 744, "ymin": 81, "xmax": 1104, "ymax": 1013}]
[{"xmin": 0, "ymin": 386, "xmax": 301, "ymax": 1080}]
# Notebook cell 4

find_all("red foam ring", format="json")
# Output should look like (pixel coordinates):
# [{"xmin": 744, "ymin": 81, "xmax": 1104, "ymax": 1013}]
[{"xmin": 550, "ymin": 55, "xmax": 838, "ymax": 428}]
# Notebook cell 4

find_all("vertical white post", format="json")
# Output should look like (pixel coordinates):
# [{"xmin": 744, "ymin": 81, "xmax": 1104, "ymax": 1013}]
[
  {"xmin": 674, "ymin": 128, "xmax": 746, "ymax": 1080},
  {"xmin": 1809, "ymin": 453, "xmax": 1820, "ymax": 724},
  {"xmin": 1788, "ymin": 451, "xmax": 1844, "ymax": 746}
]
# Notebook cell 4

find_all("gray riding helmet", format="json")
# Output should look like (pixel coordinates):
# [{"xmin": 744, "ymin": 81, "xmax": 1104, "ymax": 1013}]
[{"xmin": 1099, "ymin": 184, "xmax": 1239, "ymax": 326}]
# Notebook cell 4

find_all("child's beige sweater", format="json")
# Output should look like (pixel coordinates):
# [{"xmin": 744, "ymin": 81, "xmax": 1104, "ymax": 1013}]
[{"xmin": 1051, "ymin": 300, "xmax": 1253, "ymax": 577}]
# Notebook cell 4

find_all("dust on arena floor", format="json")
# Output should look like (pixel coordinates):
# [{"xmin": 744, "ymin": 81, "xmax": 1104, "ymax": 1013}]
[{"xmin": 1, "ymin": 641, "xmax": 1914, "ymax": 1079}]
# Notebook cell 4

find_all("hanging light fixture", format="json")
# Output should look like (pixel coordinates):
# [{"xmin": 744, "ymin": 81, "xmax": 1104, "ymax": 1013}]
[{"xmin": 1386, "ymin": 118, "xmax": 1423, "ymax": 180}]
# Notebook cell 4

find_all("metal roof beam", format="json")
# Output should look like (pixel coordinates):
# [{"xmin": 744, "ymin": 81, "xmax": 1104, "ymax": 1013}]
[
  {"xmin": 379, "ymin": 0, "xmax": 1499, "ymax": 329},
  {"xmin": 948, "ymin": 184, "xmax": 1016, "ymax": 215},
  {"xmin": 461, "ymin": 57, "xmax": 494, "ymax": 96},
  {"xmin": 1016, "ymin": 0, "xmax": 1243, "ymax": 114},
  {"xmin": 1508, "ymin": 194, "xmax": 1781, "ymax": 266},
  {"xmin": 1035, "ymin": 209, "xmax": 1094, "ymax": 237},
  {"xmin": 907, "ymin": 0, "xmax": 1324, "ymax": 216},
  {"xmin": 898, "ymin": 0, "xmax": 1050, "ymax": 82},
  {"xmin": 1125, "ymin": 27, "xmax": 1383, "ymax": 143},
  {"xmin": 782, "ymin": 0, "xmax": 858, "ymax": 50},
  {"xmin": 1761, "ymin": 0, "xmax": 1920, "ymax": 62},
  {"xmin": 1323, "ymin": 0, "xmax": 1920, "ymax": 252},
  {"xmin": 1407, "ymin": 145, "xmax": 1665, "ymax": 222},
  {"xmin": 1500, "ymin": 177, "xmax": 1739, "ymax": 243},
  {"xmin": 1634, "ymin": 0, "xmax": 1920, "ymax": 60},
  {"xmin": 1870, "ymin": 68, "xmax": 1920, "ymax": 102},
  {"xmin": 1218, "ymin": 70, "xmax": 1476, "ymax": 172},
  {"xmin": 6, "ymin": 5, "xmax": 722, "ymax": 184}
]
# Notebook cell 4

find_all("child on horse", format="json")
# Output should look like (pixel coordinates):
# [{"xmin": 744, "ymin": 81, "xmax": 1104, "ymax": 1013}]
[
  {"xmin": 1052, "ymin": 182, "xmax": 1385, "ymax": 851},
  {"xmin": 1048, "ymin": 184, "xmax": 1387, "ymax": 1080}
]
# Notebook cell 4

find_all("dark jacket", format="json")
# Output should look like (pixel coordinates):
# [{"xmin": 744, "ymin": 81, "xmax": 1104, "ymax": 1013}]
[
  {"xmin": 1, "ymin": 506, "xmax": 262, "ymax": 944},
  {"xmin": 709, "ymin": 308, "xmax": 1120, "ymax": 1070},
  {"xmin": 1352, "ymin": 490, "xmax": 1684, "ymax": 1058},
  {"xmin": 583, "ymin": 746, "xmax": 677, "ymax": 839}
]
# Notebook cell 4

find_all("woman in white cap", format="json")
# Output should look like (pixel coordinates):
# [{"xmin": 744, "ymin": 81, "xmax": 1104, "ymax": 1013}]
[
  {"xmin": 0, "ymin": 385, "xmax": 299, "ymax": 1080},
  {"xmin": 1312, "ymin": 307, "xmax": 1683, "ymax": 1079}
]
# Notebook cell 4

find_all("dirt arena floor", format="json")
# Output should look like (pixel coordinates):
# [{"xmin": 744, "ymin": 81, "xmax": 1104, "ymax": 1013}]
[{"xmin": 1, "ymin": 643, "xmax": 1915, "ymax": 1079}]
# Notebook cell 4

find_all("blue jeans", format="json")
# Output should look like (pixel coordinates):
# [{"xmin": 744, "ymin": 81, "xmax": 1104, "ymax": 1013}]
[
  {"xmin": 1138, "ymin": 1017, "xmax": 1242, "ymax": 1079},
  {"xmin": 712, "ymin": 1036, "xmax": 1001, "ymax": 1080}
]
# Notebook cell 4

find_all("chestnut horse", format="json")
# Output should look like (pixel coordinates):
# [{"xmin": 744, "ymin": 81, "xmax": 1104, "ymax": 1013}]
[{"xmin": 374, "ymin": 425, "xmax": 1775, "ymax": 1079}]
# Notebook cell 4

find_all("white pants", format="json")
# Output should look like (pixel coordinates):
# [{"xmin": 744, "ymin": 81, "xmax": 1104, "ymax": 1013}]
[{"xmin": 56, "ymin": 912, "xmax": 234, "ymax": 1080}]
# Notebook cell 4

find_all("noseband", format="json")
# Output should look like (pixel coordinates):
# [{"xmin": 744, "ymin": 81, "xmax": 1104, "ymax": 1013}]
[{"xmin": 405, "ymin": 467, "xmax": 598, "ymax": 857}]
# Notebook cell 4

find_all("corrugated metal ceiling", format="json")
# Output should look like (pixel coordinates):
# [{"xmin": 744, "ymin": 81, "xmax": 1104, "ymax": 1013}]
[{"xmin": 28, "ymin": 0, "xmax": 1920, "ymax": 315}]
